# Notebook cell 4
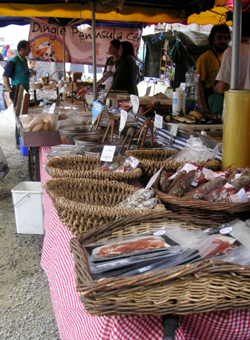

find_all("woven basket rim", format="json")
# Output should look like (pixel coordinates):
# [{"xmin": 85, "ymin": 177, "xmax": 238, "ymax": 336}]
[
  {"xmin": 46, "ymin": 154, "xmax": 143, "ymax": 179},
  {"xmin": 155, "ymin": 189, "xmax": 250, "ymax": 212}
]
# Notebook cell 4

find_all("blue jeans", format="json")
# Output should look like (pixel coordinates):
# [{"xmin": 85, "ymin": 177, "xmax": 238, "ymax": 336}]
[{"xmin": 0, "ymin": 84, "xmax": 5, "ymax": 110}]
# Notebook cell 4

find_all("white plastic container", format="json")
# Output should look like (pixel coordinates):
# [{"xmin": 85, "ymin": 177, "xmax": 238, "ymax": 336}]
[
  {"xmin": 172, "ymin": 91, "xmax": 185, "ymax": 115},
  {"xmin": 11, "ymin": 182, "xmax": 44, "ymax": 234}
]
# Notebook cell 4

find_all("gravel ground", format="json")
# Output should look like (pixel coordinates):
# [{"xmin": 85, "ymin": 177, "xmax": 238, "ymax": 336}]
[{"xmin": 0, "ymin": 114, "xmax": 60, "ymax": 340}]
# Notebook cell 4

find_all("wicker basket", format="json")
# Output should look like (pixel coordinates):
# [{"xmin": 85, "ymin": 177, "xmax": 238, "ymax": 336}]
[
  {"xmin": 45, "ymin": 155, "xmax": 143, "ymax": 183},
  {"xmin": 155, "ymin": 190, "xmax": 250, "ymax": 223},
  {"xmin": 70, "ymin": 212, "xmax": 250, "ymax": 316},
  {"xmin": 43, "ymin": 178, "xmax": 167, "ymax": 236},
  {"xmin": 124, "ymin": 149, "xmax": 221, "ymax": 178}
]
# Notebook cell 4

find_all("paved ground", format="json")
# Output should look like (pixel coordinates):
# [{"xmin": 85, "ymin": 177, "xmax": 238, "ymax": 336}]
[{"xmin": 0, "ymin": 114, "xmax": 60, "ymax": 340}]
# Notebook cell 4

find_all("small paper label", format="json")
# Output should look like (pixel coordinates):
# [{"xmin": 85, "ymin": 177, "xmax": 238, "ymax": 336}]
[
  {"xmin": 100, "ymin": 145, "xmax": 116, "ymax": 162},
  {"xmin": 49, "ymin": 103, "xmax": 56, "ymax": 114},
  {"xmin": 170, "ymin": 124, "xmax": 178, "ymax": 136},
  {"xmin": 220, "ymin": 227, "xmax": 233, "ymax": 234},
  {"xmin": 119, "ymin": 110, "xmax": 128, "ymax": 133},
  {"xmin": 130, "ymin": 94, "xmax": 139, "ymax": 114},
  {"xmin": 153, "ymin": 230, "xmax": 165, "ymax": 236},
  {"xmin": 229, "ymin": 188, "xmax": 248, "ymax": 203},
  {"xmin": 92, "ymin": 101, "xmax": 103, "ymax": 121},
  {"xmin": 154, "ymin": 114, "xmax": 163, "ymax": 129},
  {"xmin": 146, "ymin": 167, "xmax": 163, "ymax": 189}
]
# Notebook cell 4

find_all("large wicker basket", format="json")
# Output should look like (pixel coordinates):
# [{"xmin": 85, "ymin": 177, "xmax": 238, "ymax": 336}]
[
  {"xmin": 70, "ymin": 212, "xmax": 250, "ymax": 316},
  {"xmin": 43, "ymin": 178, "xmax": 167, "ymax": 236},
  {"xmin": 155, "ymin": 190, "xmax": 250, "ymax": 223},
  {"xmin": 124, "ymin": 149, "xmax": 221, "ymax": 178},
  {"xmin": 46, "ymin": 155, "xmax": 143, "ymax": 183}
]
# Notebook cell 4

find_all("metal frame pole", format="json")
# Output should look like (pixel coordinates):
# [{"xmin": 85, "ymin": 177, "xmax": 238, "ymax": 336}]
[
  {"xmin": 91, "ymin": 1, "xmax": 97, "ymax": 100},
  {"xmin": 230, "ymin": 0, "xmax": 242, "ymax": 89}
]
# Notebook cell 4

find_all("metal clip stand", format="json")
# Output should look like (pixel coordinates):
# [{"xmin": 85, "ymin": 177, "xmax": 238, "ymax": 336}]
[{"xmin": 134, "ymin": 118, "xmax": 154, "ymax": 147}]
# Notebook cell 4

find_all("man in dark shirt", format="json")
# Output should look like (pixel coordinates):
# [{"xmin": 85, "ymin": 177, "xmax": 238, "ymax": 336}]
[{"xmin": 3, "ymin": 40, "xmax": 31, "ymax": 148}]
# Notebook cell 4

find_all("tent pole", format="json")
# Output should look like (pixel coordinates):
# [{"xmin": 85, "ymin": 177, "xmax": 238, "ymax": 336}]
[
  {"xmin": 230, "ymin": 0, "xmax": 242, "ymax": 89},
  {"xmin": 91, "ymin": 1, "xmax": 97, "ymax": 100},
  {"xmin": 63, "ymin": 27, "xmax": 66, "ymax": 81}
]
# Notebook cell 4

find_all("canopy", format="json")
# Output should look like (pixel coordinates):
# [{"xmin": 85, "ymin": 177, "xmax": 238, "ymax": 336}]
[{"xmin": 0, "ymin": 0, "xmax": 229, "ymax": 25}]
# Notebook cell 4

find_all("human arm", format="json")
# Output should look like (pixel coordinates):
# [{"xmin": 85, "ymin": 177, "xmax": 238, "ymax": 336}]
[
  {"xmin": 197, "ymin": 80, "xmax": 208, "ymax": 112},
  {"xmin": 3, "ymin": 60, "xmax": 15, "ymax": 91},
  {"xmin": 214, "ymin": 81, "xmax": 230, "ymax": 94},
  {"xmin": 3, "ymin": 76, "xmax": 12, "ymax": 92}
]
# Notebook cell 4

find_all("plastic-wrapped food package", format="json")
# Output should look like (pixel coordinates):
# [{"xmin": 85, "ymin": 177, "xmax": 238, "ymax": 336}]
[{"xmin": 166, "ymin": 137, "xmax": 220, "ymax": 162}]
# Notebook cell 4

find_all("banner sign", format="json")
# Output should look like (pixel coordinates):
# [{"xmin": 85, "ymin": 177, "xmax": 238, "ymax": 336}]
[{"xmin": 28, "ymin": 20, "xmax": 141, "ymax": 66}]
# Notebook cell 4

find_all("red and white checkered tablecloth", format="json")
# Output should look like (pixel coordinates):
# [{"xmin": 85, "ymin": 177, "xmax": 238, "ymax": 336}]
[{"xmin": 40, "ymin": 146, "xmax": 250, "ymax": 340}]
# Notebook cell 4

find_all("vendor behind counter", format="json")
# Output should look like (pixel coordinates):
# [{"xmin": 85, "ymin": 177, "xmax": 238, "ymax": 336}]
[{"xmin": 111, "ymin": 41, "xmax": 138, "ymax": 96}]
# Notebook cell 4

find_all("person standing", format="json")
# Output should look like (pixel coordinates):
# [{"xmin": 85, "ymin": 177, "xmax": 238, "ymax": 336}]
[
  {"xmin": 111, "ymin": 41, "xmax": 138, "ymax": 96},
  {"xmin": 103, "ymin": 39, "xmax": 121, "ymax": 91},
  {"xmin": 3, "ymin": 40, "xmax": 31, "ymax": 148},
  {"xmin": 3, "ymin": 49, "xmax": 16, "ymax": 108},
  {"xmin": 215, "ymin": 12, "xmax": 250, "ymax": 94},
  {"xmin": 0, "ymin": 63, "xmax": 5, "ymax": 111},
  {"xmin": 195, "ymin": 24, "xmax": 231, "ymax": 112}
]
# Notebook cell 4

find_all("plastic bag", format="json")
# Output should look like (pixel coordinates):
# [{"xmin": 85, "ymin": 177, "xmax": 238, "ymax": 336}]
[{"xmin": 166, "ymin": 137, "xmax": 220, "ymax": 162}]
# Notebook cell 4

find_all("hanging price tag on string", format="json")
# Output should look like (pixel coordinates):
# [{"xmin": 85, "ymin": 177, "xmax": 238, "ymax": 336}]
[
  {"xmin": 170, "ymin": 123, "xmax": 178, "ymax": 136},
  {"xmin": 154, "ymin": 113, "xmax": 163, "ymax": 129},
  {"xmin": 119, "ymin": 110, "xmax": 128, "ymax": 134},
  {"xmin": 146, "ymin": 167, "xmax": 163, "ymax": 188},
  {"xmin": 100, "ymin": 145, "xmax": 116, "ymax": 162}
]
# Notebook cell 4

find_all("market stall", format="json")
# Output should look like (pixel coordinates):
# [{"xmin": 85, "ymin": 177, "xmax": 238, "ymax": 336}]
[{"xmin": 39, "ymin": 145, "xmax": 250, "ymax": 340}]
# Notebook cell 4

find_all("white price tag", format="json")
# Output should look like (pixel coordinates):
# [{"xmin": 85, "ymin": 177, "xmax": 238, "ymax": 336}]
[
  {"xmin": 154, "ymin": 114, "xmax": 163, "ymax": 129},
  {"xmin": 49, "ymin": 103, "xmax": 56, "ymax": 114},
  {"xmin": 220, "ymin": 227, "xmax": 232, "ymax": 234},
  {"xmin": 146, "ymin": 167, "xmax": 163, "ymax": 189},
  {"xmin": 119, "ymin": 110, "xmax": 128, "ymax": 133},
  {"xmin": 153, "ymin": 230, "xmax": 165, "ymax": 236},
  {"xmin": 170, "ymin": 124, "xmax": 178, "ymax": 136},
  {"xmin": 130, "ymin": 94, "xmax": 139, "ymax": 114},
  {"xmin": 100, "ymin": 145, "xmax": 116, "ymax": 162}
]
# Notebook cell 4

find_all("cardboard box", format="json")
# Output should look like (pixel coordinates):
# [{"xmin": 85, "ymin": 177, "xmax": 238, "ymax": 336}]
[{"xmin": 20, "ymin": 125, "xmax": 61, "ymax": 147}]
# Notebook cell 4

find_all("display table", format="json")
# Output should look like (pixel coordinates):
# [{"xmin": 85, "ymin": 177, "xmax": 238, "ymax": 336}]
[{"xmin": 40, "ymin": 146, "xmax": 250, "ymax": 340}]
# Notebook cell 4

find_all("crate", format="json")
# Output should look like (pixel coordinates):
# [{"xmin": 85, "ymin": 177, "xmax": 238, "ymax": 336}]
[
  {"xmin": 19, "ymin": 137, "xmax": 28, "ymax": 156},
  {"xmin": 11, "ymin": 181, "xmax": 44, "ymax": 234}
]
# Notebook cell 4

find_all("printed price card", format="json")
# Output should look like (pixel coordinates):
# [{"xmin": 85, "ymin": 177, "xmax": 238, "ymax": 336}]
[
  {"xmin": 100, "ymin": 145, "xmax": 116, "ymax": 162},
  {"xmin": 154, "ymin": 113, "xmax": 163, "ymax": 129},
  {"xmin": 170, "ymin": 123, "xmax": 178, "ymax": 136}
]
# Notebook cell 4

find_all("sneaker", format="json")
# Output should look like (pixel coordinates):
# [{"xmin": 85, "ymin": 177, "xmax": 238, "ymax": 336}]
[{"xmin": 16, "ymin": 143, "xmax": 20, "ymax": 150}]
